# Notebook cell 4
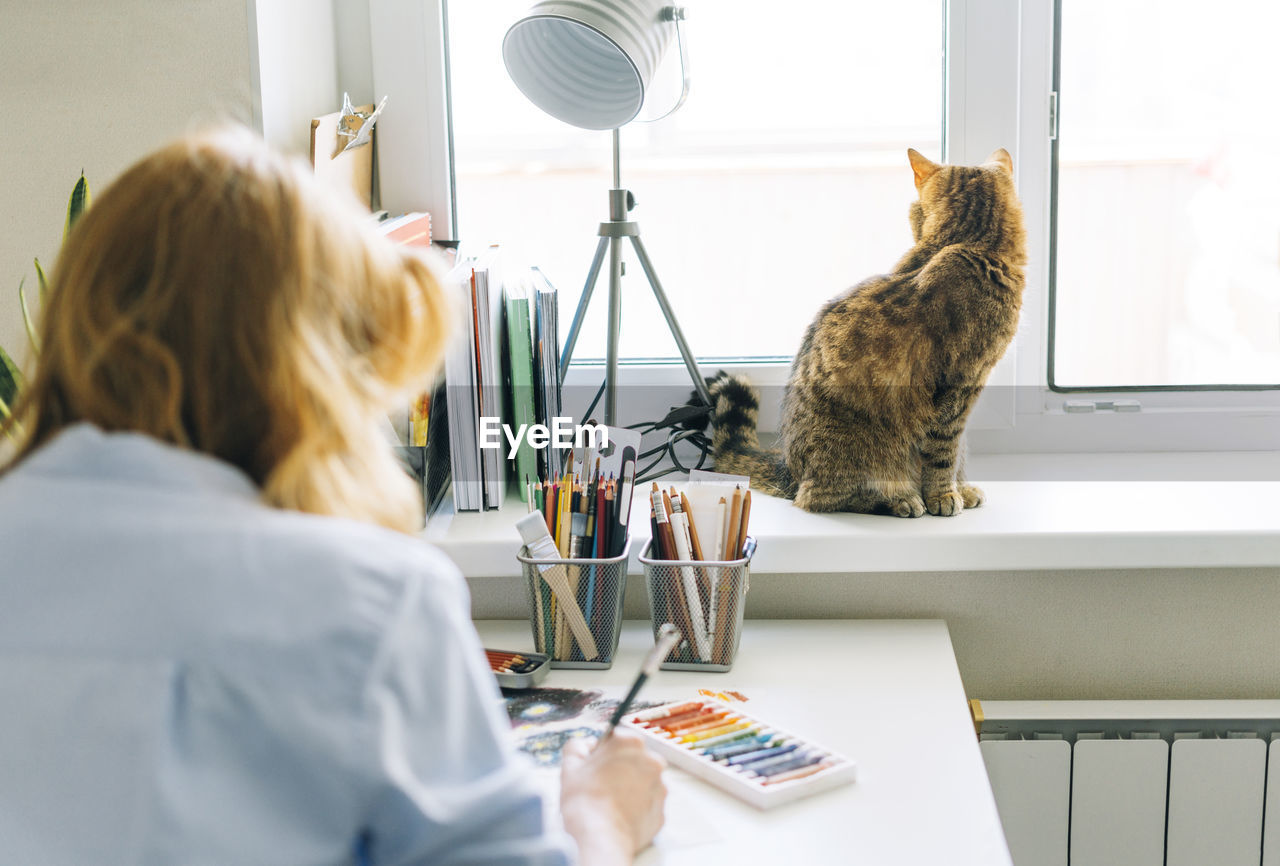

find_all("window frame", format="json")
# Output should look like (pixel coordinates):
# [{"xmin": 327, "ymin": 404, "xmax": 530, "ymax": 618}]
[
  {"xmin": 1044, "ymin": 0, "xmax": 1280, "ymax": 398},
  {"xmin": 1016, "ymin": 0, "xmax": 1280, "ymax": 452},
  {"xmin": 377, "ymin": 0, "xmax": 1280, "ymax": 455}
]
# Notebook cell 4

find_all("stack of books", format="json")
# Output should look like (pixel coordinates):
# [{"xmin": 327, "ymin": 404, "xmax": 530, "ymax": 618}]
[
  {"xmin": 441, "ymin": 250, "xmax": 563, "ymax": 513},
  {"xmin": 529, "ymin": 266, "xmax": 564, "ymax": 484}
]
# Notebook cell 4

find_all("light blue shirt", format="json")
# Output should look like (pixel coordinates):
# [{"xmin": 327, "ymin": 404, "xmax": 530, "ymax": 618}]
[{"xmin": 0, "ymin": 424, "xmax": 573, "ymax": 865}]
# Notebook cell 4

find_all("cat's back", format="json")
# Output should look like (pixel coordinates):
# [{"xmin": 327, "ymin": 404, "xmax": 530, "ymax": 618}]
[{"xmin": 794, "ymin": 270, "xmax": 907, "ymax": 359}]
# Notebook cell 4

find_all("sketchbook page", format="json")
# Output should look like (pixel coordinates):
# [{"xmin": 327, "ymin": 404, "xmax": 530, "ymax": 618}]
[{"xmin": 503, "ymin": 686, "xmax": 723, "ymax": 854}]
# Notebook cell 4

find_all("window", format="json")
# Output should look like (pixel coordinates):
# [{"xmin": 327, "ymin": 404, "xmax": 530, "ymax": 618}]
[
  {"xmin": 1050, "ymin": 0, "xmax": 1280, "ymax": 390},
  {"xmin": 376, "ymin": 0, "xmax": 1280, "ymax": 451},
  {"xmin": 447, "ymin": 0, "xmax": 944, "ymax": 362}
]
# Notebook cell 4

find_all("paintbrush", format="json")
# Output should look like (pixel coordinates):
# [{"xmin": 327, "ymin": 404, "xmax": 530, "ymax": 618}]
[{"xmin": 605, "ymin": 623, "xmax": 683, "ymax": 734}]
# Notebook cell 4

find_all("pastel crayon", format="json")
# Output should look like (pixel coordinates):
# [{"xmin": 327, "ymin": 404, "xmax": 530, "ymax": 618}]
[
  {"xmin": 632, "ymin": 701, "xmax": 701, "ymax": 723},
  {"xmin": 664, "ymin": 709, "xmax": 731, "ymax": 728},
  {"xmin": 750, "ymin": 752, "xmax": 825, "ymax": 779},
  {"xmin": 702, "ymin": 735, "xmax": 777, "ymax": 760},
  {"xmin": 726, "ymin": 743, "xmax": 798, "ymax": 767},
  {"xmin": 695, "ymin": 727, "xmax": 768, "ymax": 750},
  {"xmin": 666, "ymin": 713, "xmax": 736, "ymax": 736},
  {"xmin": 642, "ymin": 710, "xmax": 711, "ymax": 731},
  {"xmin": 660, "ymin": 711, "xmax": 732, "ymax": 731},
  {"xmin": 738, "ymin": 747, "xmax": 809, "ymax": 775},
  {"xmin": 762, "ymin": 760, "xmax": 834, "ymax": 786},
  {"xmin": 647, "ymin": 707, "xmax": 720, "ymax": 730},
  {"xmin": 680, "ymin": 721, "xmax": 751, "ymax": 743}
]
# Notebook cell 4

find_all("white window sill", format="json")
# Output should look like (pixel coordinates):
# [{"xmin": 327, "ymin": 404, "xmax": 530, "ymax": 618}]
[{"xmin": 421, "ymin": 452, "xmax": 1280, "ymax": 577}]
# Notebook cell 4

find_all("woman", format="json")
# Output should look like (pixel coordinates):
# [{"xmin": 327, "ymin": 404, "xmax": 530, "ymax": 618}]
[{"xmin": 0, "ymin": 128, "xmax": 664, "ymax": 864}]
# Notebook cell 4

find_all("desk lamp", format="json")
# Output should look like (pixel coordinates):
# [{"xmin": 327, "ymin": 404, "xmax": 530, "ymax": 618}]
[{"xmin": 503, "ymin": 0, "xmax": 712, "ymax": 426}]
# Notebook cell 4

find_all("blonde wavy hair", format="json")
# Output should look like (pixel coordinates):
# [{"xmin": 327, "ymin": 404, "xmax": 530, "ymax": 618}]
[{"xmin": 2, "ymin": 127, "xmax": 451, "ymax": 533}]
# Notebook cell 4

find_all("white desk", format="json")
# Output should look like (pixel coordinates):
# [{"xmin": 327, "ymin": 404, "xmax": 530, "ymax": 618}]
[{"xmin": 475, "ymin": 619, "xmax": 1012, "ymax": 865}]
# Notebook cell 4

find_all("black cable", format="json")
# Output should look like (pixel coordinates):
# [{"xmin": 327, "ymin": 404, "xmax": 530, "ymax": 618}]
[
  {"xmin": 628, "ymin": 406, "xmax": 713, "ymax": 483},
  {"xmin": 577, "ymin": 374, "xmax": 714, "ymax": 481},
  {"xmin": 581, "ymin": 378, "xmax": 606, "ymax": 423}
]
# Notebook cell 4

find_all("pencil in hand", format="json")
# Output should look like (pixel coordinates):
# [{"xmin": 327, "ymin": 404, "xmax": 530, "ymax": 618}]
[{"xmin": 606, "ymin": 623, "xmax": 682, "ymax": 733}]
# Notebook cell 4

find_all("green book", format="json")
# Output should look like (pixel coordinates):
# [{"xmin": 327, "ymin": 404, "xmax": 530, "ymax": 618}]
[{"xmin": 504, "ymin": 273, "xmax": 538, "ymax": 502}]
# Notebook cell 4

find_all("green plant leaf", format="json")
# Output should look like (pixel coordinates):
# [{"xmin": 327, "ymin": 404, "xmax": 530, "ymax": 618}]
[
  {"xmin": 64, "ymin": 171, "xmax": 90, "ymax": 243},
  {"xmin": 0, "ymin": 341, "xmax": 22, "ymax": 412},
  {"xmin": 18, "ymin": 279, "xmax": 39, "ymax": 353},
  {"xmin": 34, "ymin": 257, "xmax": 48, "ymax": 306}
]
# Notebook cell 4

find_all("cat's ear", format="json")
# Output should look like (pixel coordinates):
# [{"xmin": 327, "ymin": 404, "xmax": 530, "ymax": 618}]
[
  {"xmin": 907, "ymin": 148, "xmax": 941, "ymax": 190},
  {"xmin": 985, "ymin": 148, "xmax": 1014, "ymax": 176}
]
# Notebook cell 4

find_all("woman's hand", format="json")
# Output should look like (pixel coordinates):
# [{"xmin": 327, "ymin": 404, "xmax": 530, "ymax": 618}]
[{"xmin": 560, "ymin": 729, "xmax": 667, "ymax": 865}]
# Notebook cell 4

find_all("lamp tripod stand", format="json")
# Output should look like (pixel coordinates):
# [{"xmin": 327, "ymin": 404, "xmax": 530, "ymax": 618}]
[{"xmin": 558, "ymin": 129, "xmax": 713, "ymax": 426}]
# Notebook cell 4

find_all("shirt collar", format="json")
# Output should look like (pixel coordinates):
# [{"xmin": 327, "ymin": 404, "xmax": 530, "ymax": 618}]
[{"xmin": 20, "ymin": 423, "xmax": 260, "ymax": 499}]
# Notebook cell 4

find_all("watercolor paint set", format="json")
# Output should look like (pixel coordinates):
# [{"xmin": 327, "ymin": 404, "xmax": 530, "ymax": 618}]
[
  {"xmin": 623, "ymin": 698, "xmax": 857, "ymax": 809},
  {"xmin": 486, "ymin": 648, "xmax": 551, "ymax": 689}
]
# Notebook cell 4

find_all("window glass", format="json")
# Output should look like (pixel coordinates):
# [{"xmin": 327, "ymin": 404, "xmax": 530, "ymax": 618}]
[
  {"xmin": 1052, "ymin": 0, "xmax": 1280, "ymax": 388},
  {"xmin": 448, "ymin": 1, "xmax": 943, "ymax": 361}
]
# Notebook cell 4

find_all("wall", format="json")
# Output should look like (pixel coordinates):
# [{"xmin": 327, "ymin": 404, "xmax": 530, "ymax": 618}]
[
  {"xmin": 0, "ymin": 0, "xmax": 257, "ymax": 359},
  {"xmin": 253, "ymin": 0, "xmax": 342, "ymax": 155},
  {"xmin": 466, "ymin": 566, "xmax": 1280, "ymax": 702},
  {"xmin": 0, "ymin": 0, "xmax": 375, "ymax": 362}
]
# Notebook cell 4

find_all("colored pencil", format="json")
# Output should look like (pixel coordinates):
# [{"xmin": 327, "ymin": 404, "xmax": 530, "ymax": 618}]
[
  {"xmin": 612, "ymin": 459, "xmax": 635, "ymax": 557},
  {"xmin": 724, "ymin": 486, "xmax": 742, "ymax": 565},
  {"xmin": 736, "ymin": 490, "xmax": 752, "ymax": 559},
  {"xmin": 670, "ymin": 511, "xmax": 711, "ymax": 660},
  {"xmin": 650, "ymin": 485, "xmax": 696, "ymax": 661},
  {"xmin": 680, "ymin": 492, "xmax": 705, "ymax": 560},
  {"xmin": 651, "ymin": 485, "xmax": 676, "ymax": 559},
  {"xmin": 583, "ymin": 478, "xmax": 600, "ymax": 626},
  {"xmin": 544, "ymin": 479, "xmax": 556, "ymax": 534},
  {"xmin": 708, "ymin": 496, "xmax": 728, "ymax": 641}
]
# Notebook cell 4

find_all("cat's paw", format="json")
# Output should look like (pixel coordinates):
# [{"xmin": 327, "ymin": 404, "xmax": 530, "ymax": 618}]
[
  {"xmin": 794, "ymin": 482, "xmax": 840, "ymax": 513},
  {"xmin": 925, "ymin": 488, "xmax": 964, "ymax": 516},
  {"xmin": 889, "ymin": 493, "xmax": 926, "ymax": 518},
  {"xmin": 960, "ymin": 484, "xmax": 985, "ymax": 509}
]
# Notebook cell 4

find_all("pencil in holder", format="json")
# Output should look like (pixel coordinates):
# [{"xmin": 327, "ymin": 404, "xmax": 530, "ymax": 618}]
[
  {"xmin": 518, "ymin": 539, "xmax": 629, "ymax": 669},
  {"xmin": 639, "ymin": 536, "xmax": 755, "ymax": 672}
]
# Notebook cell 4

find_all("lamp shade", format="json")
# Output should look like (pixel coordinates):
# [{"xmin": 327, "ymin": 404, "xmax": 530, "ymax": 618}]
[{"xmin": 503, "ymin": 0, "xmax": 676, "ymax": 130}]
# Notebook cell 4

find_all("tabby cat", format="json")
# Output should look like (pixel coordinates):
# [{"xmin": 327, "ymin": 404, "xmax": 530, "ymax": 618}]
[{"xmin": 708, "ymin": 148, "xmax": 1026, "ymax": 517}]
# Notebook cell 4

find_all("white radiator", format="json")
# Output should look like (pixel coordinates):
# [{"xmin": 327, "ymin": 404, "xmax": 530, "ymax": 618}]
[{"xmin": 974, "ymin": 700, "xmax": 1280, "ymax": 866}]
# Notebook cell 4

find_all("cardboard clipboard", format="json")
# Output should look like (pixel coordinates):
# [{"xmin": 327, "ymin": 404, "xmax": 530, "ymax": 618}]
[{"xmin": 310, "ymin": 104, "xmax": 375, "ymax": 209}]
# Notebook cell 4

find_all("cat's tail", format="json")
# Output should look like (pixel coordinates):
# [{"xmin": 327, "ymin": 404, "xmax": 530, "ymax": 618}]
[{"xmin": 701, "ymin": 371, "xmax": 797, "ymax": 499}]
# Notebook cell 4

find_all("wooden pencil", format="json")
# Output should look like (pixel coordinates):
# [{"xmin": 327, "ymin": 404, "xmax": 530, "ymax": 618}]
[
  {"xmin": 724, "ymin": 486, "xmax": 743, "ymax": 565},
  {"xmin": 680, "ymin": 492, "xmax": 706, "ymax": 560},
  {"xmin": 680, "ymin": 490, "xmax": 711, "ymax": 618},
  {"xmin": 714, "ymin": 486, "xmax": 744, "ymax": 665},
  {"xmin": 651, "ymin": 486, "xmax": 695, "ymax": 662}
]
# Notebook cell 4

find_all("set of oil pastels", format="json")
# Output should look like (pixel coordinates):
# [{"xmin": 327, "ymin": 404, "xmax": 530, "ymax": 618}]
[{"xmin": 623, "ymin": 698, "xmax": 857, "ymax": 809}]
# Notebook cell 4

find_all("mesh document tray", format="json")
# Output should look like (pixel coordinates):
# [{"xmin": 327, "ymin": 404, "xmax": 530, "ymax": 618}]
[
  {"xmin": 517, "ymin": 540, "xmax": 630, "ymax": 669},
  {"xmin": 639, "ymin": 537, "xmax": 755, "ymax": 672}
]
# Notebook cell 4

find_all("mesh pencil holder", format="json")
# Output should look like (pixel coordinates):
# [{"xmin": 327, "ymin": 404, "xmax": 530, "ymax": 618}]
[
  {"xmin": 639, "ymin": 536, "xmax": 755, "ymax": 672},
  {"xmin": 518, "ymin": 539, "xmax": 630, "ymax": 669}
]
